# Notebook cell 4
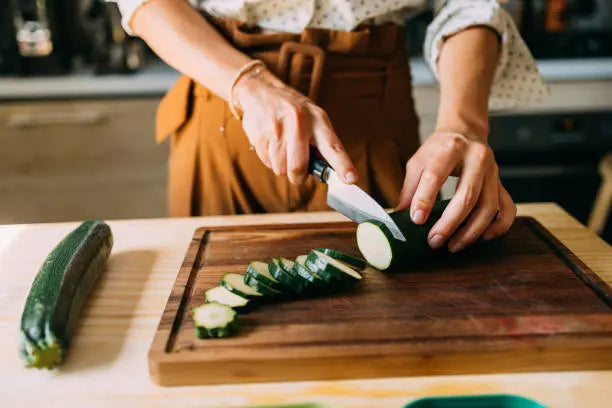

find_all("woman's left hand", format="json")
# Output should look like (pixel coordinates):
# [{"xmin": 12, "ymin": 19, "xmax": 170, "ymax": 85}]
[{"xmin": 395, "ymin": 130, "xmax": 516, "ymax": 253}]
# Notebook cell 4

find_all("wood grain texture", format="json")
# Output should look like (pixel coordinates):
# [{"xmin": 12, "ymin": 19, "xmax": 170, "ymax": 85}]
[
  {"xmin": 2, "ymin": 204, "xmax": 611, "ymax": 408},
  {"xmin": 149, "ymin": 217, "xmax": 612, "ymax": 386}
]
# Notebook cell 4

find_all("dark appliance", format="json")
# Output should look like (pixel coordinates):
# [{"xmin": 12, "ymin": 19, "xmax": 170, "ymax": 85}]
[
  {"xmin": 521, "ymin": 0, "xmax": 612, "ymax": 58},
  {"xmin": 1, "ymin": 0, "xmax": 145, "ymax": 76},
  {"xmin": 489, "ymin": 110, "xmax": 612, "ymax": 242}
]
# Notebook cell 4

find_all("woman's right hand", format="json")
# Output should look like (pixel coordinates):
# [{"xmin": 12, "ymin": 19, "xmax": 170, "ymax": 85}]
[{"xmin": 233, "ymin": 64, "xmax": 358, "ymax": 185}]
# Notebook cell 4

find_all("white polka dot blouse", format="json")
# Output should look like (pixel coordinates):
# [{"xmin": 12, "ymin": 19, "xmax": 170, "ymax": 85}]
[{"xmin": 109, "ymin": 0, "xmax": 549, "ymax": 108}]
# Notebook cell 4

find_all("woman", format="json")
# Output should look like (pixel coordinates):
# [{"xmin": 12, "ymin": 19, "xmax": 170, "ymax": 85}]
[{"xmin": 112, "ymin": 0, "xmax": 546, "ymax": 253}]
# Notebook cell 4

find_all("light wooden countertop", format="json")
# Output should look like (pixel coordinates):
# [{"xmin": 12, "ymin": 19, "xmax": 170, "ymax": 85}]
[{"xmin": 1, "ymin": 203, "xmax": 610, "ymax": 408}]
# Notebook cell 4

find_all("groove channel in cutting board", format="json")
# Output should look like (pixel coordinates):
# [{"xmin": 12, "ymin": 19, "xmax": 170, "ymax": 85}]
[{"xmin": 148, "ymin": 217, "xmax": 612, "ymax": 386}]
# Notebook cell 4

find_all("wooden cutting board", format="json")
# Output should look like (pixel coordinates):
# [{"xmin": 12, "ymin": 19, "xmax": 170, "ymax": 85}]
[{"xmin": 148, "ymin": 217, "xmax": 612, "ymax": 386}]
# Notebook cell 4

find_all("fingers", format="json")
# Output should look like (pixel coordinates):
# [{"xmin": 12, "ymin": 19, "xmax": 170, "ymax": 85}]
[
  {"xmin": 447, "ymin": 165, "xmax": 499, "ymax": 252},
  {"xmin": 285, "ymin": 107, "xmax": 309, "ymax": 184},
  {"xmin": 396, "ymin": 159, "xmax": 423, "ymax": 211},
  {"xmin": 267, "ymin": 118, "xmax": 286, "ymax": 176},
  {"xmin": 427, "ymin": 144, "xmax": 490, "ymax": 249},
  {"xmin": 254, "ymin": 138, "xmax": 271, "ymax": 168},
  {"xmin": 311, "ymin": 108, "xmax": 358, "ymax": 184},
  {"xmin": 242, "ymin": 115, "xmax": 272, "ymax": 168},
  {"xmin": 410, "ymin": 133, "xmax": 468, "ymax": 224},
  {"xmin": 482, "ymin": 181, "xmax": 517, "ymax": 240}
]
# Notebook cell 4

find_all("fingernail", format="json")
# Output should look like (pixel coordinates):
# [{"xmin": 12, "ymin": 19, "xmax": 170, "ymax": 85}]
[
  {"xmin": 449, "ymin": 241, "xmax": 464, "ymax": 253},
  {"xmin": 483, "ymin": 232, "xmax": 494, "ymax": 241},
  {"xmin": 344, "ymin": 171, "xmax": 357, "ymax": 184},
  {"xmin": 429, "ymin": 234, "xmax": 445, "ymax": 249},
  {"xmin": 411, "ymin": 210, "xmax": 426, "ymax": 224}
]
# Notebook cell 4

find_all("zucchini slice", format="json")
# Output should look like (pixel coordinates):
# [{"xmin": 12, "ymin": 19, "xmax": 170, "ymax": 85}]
[
  {"xmin": 220, "ymin": 273, "xmax": 263, "ymax": 299},
  {"xmin": 316, "ymin": 248, "xmax": 367, "ymax": 271},
  {"xmin": 19, "ymin": 220, "xmax": 113, "ymax": 369},
  {"xmin": 293, "ymin": 255, "xmax": 328, "ymax": 290},
  {"xmin": 306, "ymin": 250, "xmax": 362, "ymax": 284},
  {"xmin": 268, "ymin": 258, "xmax": 305, "ymax": 293},
  {"xmin": 205, "ymin": 286, "xmax": 250, "ymax": 312},
  {"xmin": 243, "ymin": 273, "xmax": 284, "ymax": 298},
  {"xmin": 357, "ymin": 199, "xmax": 450, "ymax": 270},
  {"xmin": 246, "ymin": 261, "xmax": 284, "ymax": 291},
  {"xmin": 193, "ymin": 302, "xmax": 237, "ymax": 338}
]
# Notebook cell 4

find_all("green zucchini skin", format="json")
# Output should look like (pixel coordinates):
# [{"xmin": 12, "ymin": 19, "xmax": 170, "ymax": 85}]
[
  {"xmin": 193, "ymin": 303, "xmax": 238, "ymax": 338},
  {"xmin": 293, "ymin": 258, "xmax": 327, "ymax": 292},
  {"xmin": 243, "ymin": 274, "xmax": 284, "ymax": 298},
  {"xmin": 268, "ymin": 259, "xmax": 305, "ymax": 294},
  {"xmin": 357, "ymin": 200, "xmax": 450, "ymax": 270},
  {"xmin": 19, "ymin": 220, "xmax": 113, "ymax": 369},
  {"xmin": 316, "ymin": 248, "xmax": 367, "ymax": 271},
  {"xmin": 305, "ymin": 251, "xmax": 361, "ymax": 286}
]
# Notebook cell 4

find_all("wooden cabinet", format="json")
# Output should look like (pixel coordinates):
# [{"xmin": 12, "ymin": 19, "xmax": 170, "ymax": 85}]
[{"xmin": 0, "ymin": 98, "xmax": 168, "ymax": 224}]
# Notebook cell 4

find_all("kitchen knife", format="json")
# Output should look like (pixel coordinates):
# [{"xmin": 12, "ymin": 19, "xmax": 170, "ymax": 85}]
[{"xmin": 308, "ymin": 150, "xmax": 406, "ymax": 242}]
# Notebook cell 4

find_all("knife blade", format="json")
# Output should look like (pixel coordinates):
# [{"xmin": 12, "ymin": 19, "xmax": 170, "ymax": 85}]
[{"xmin": 308, "ymin": 150, "xmax": 406, "ymax": 242}]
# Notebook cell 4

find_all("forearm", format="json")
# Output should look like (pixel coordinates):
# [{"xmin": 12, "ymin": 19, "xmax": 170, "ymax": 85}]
[
  {"xmin": 435, "ymin": 26, "xmax": 499, "ymax": 141},
  {"xmin": 131, "ymin": 0, "xmax": 251, "ymax": 100}
]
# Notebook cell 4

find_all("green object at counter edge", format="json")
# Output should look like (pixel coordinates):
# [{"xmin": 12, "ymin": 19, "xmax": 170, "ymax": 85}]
[{"xmin": 404, "ymin": 394, "xmax": 546, "ymax": 408}]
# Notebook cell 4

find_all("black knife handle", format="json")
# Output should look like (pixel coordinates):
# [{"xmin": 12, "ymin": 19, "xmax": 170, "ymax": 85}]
[{"xmin": 308, "ymin": 147, "xmax": 330, "ymax": 183}]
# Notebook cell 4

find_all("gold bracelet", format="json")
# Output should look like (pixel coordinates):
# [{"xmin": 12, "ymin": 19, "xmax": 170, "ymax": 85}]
[{"xmin": 229, "ymin": 59, "xmax": 265, "ymax": 121}]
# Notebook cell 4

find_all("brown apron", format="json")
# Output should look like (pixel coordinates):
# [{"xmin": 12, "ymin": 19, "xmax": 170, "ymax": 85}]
[{"xmin": 155, "ymin": 19, "xmax": 420, "ymax": 217}]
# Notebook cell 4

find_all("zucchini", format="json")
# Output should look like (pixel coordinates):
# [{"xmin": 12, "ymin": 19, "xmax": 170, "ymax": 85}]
[
  {"xmin": 246, "ymin": 261, "xmax": 284, "ymax": 291},
  {"xmin": 357, "ymin": 199, "xmax": 450, "ymax": 270},
  {"xmin": 293, "ymin": 255, "xmax": 328, "ymax": 291},
  {"xmin": 316, "ymin": 248, "xmax": 367, "ymax": 271},
  {"xmin": 243, "ymin": 273, "xmax": 284, "ymax": 298},
  {"xmin": 19, "ymin": 220, "xmax": 113, "ymax": 369},
  {"xmin": 205, "ymin": 286, "xmax": 250, "ymax": 313},
  {"xmin": 193, "ymin": 302, "xmax": 237, "ymax": 338},
  {"xmin": 268, "ymin": 258, "xmax": 305, "ymax": 293},
  {"xmin": 220, "ymin": 273, "xmax": 263, "ymax": 299},
  {"xmin": 306, "ymin": 250, "xmax": 362, "ymax": 284},
  {"xmin": 280, "ymin": 257, "xmax": 314, "ymax": 294}
]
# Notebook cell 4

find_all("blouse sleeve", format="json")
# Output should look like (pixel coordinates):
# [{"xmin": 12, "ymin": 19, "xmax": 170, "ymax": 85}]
[
  {"xmin": 106, "ymin": 0, "xmax": 151, "ymax": 35},
  {"xmin": 424, "ymin": 0, "xmax": 549, "ymax": 109}
]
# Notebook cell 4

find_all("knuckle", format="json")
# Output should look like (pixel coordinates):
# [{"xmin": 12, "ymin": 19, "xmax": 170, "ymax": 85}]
[
  {"xmin": 289, "ymin": 104, "xmax": 303, "ymax": 119},
  {"xmin": 421, "ymin": 170, "xmax": 442, "ymax": 189},
  {"xmin": 461, "ymin": 186, "xmax": 478, "ymax": 209},
  {"xmin": 472, "ymin": 144, "xmax": 492, "ymax": 167},
  {"xmin": 444, "ymin": 133, "xmax": 468, "ymax": 153},
  {"xmin": 327, "ymin": 138, "xmax": 345, "ymax": 154},
  {"xmin": 510, "ymin": 202, "xmax": 518, "ymax": 217}
]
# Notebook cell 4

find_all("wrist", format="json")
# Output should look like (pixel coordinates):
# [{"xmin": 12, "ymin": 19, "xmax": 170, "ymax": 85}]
[
  {"xmin": 233, "ymin": 65, "xmax": 276, "ymax": 109},
  {"xmin": 436, "ymin": 109, "xmax": 489, "ymax": 143}
]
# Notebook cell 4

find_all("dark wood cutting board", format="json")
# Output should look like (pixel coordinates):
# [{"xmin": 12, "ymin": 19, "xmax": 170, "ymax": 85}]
[{"xmin": 148, "ymin": 217, "xmax": 612, "ymax": 386}]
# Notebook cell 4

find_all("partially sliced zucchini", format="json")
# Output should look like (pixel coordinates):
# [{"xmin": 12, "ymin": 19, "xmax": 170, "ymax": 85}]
[
  {"xmin": 205, "ymin": 286, "xmax": 250, "ymax": 313},
  {"xmin": 243, "ymin": 273, "xmax": 284, "ymax": 297},
  {"xmin": 356, "ymin": 221, "xmax": 394, "ymax": 270},
  {"xmin": 268, "ymin": 258, "xmax": 304, "ymax": 293},
  {"xmin": 246, "ymin": 261, "xmax": 284, "ymax": 291},
  {"xmin": 357, "ymin": 199, "xmax": 451, "ymax": 270},
  {"xmin": 306, "ymin": 250, "xmax": 362, "ymax": 284},
  {"xmin": 193, "ymin": 302, "xmax": 237, "ymax": 338},
  {"xmin": 316, "ymin": 248, "xmax": 367, "ymax": 271},
  {"xmin": 293, "ymin": 255, "xmax": 327, "ymax": 290},
  {"xmin": 220, "ymin": 273, "xmax": 263, "ymax": 299}
]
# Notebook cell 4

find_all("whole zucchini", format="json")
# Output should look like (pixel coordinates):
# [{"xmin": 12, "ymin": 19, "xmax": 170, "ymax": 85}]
[
  {"xmin": 19, "ymin": 220, "xmax": 113, "ymax": 369},
  {"xmin": 357, "ymin": 200, "xmax": 450, "ymax": 270}
]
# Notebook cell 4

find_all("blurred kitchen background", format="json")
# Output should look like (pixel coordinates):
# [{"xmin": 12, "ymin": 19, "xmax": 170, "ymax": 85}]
[{"xmin": 1, "ymin": 0, "xmax": 611, "ymax": 242}]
